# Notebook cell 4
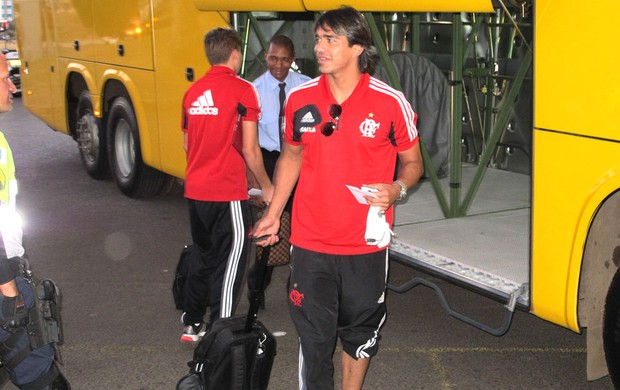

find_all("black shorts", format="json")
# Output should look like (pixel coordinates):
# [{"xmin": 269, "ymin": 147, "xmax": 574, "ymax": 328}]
[{"xmin": 288, "ymin": 246, "xmax": 388, "ymax": 388}]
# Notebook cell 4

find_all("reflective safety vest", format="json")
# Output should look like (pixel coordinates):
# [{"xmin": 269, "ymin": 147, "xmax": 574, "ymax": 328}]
[{"xmin": 0, "ymin": 131, "xmax": 17, "ymax": 209}]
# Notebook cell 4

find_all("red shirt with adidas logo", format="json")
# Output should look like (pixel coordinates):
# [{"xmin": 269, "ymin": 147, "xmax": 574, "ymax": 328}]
[
  {"xmin": 283, "ymin": 73, "xmax": 418, "ymax": 255},
  {"xmin": 182, "ymin": 66, "xmax": 261, "ymax": 201}
]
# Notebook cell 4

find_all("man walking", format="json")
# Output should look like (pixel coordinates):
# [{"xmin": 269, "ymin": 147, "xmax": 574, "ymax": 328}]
[
  {"xmin": 247, "ymin": 35, "xmax": 311, "ymax": 308},
  {"xmin": 254, "ymin": 7, "xmax": 424, "ymax": 389},
  {"xmin": 180, "ymin": 28, "xmax": 273, "ymax": 343}
]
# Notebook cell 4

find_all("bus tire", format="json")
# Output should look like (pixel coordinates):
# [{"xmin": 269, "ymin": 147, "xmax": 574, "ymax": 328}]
[
  {"xmin": 604, "ymin": 266, "xmax": 620, "ymax": 387},
  {"xmin": 106, "ymin": 97, "xmax": 166, "ymax": 198},
  {"xmin": 76, "ymin": 90, "xmax": 109, "ymax": 179}
]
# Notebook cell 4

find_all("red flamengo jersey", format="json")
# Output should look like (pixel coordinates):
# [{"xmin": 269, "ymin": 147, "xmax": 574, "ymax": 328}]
[
  {"xmin": 284, "ymin": 73, "xmax": 418, "ymax": 255},
  {"xmin": 182, "ymin": 66, "xmax": 260, "ymax": 201}
]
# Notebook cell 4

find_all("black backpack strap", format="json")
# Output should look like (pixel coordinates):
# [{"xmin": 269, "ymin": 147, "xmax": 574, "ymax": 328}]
[{"xmin": 245, "ymin": 244, "xmax": 270, "ymax": 332}]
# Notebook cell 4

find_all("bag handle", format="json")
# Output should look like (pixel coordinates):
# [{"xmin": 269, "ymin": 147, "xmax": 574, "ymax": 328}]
[{"xmin": 245, "ymin": 243, "xmax": 270, "ymax": 333}]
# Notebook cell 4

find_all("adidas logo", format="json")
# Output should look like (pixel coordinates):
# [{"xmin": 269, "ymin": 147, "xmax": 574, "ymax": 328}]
[
  {"xmin": 189, "ymin": 90, "xmax": 219, "ymax": 115},
  {"xmin": 301, "ymin": 112, "xmax": 315, "ymax": 123}
]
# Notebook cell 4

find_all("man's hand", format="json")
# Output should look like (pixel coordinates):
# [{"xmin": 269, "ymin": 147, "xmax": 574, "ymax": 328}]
[
  {"xmin": 249, "ymin": 194, "xmax": 267, "ymax": 208},
  {"xmin": 363, "ymin": 183, "xmax": 401, "ymax": 210},
  {"xmin": 2, "ymin": 293, "xmax": 29, "ymax": 328},
  {"xmin": 252, "ymin": 212, "xmax": 281, "ymax": 247}
]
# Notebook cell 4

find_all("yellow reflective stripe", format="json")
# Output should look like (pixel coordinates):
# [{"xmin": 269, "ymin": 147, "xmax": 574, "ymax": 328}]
[{"xmin": 0, "ymin": 132, "xmax": 16, "ymax": 207}]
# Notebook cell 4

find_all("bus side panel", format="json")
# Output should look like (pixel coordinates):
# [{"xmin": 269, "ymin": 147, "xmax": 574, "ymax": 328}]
[
  {"xmin": 535, "ymin": 0, "xmax": 620, "ymax": 141},
  {"xmin": 152, "ymin": 3, "xmax": 229, "ymax": 179},
  {"xmin": 54, "ymin": 0, "xmax": 95, "ymax": 61},
  {"xmin": 533, "ymin": 1, "xmax": 620, "ymax": 330},
  {"xmin": 531, "ymin": 131, "xmax": 620, "ymax": 331},
  {"xmin": 15, "ymin": 0, "xmax": 65, "ymax": 132},
  {"xmin": 93, "ymin": 0, "xmax": 154, "ymax": 71}
]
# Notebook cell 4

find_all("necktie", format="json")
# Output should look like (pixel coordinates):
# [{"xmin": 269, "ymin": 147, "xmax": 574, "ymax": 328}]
[
  {"xmin": 278, "ymin": 82, "xmax": 286, "ymax": 149},
  {"xmin": 278, "ymin": 82, "xmax": 286, "ymax": 119}
]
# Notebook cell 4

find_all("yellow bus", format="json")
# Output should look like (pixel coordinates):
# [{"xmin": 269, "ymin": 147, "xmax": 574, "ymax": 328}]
[
  {"xmin": 15, "ymin": 0, "xmax": 230, "ymax": 196},
  {"xmin": 13, "ymin": 0, "xmax": 620, "ymax": 385}
]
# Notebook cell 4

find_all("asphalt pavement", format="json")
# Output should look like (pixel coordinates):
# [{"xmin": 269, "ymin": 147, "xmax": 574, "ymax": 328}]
[{"xmin": 0, "ymin": 98, "xmax": 613, "ymax": 389}]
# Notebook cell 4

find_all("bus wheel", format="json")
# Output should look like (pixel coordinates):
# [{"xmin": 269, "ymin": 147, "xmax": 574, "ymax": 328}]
[
  {"xmin": 604, "ymin": 266, "xmax": 620, "ymax": 387},
  {"xmin": 76, "ymin": 90, "xmax": 108, "ymax": 179},
  {"xmin": 106, "ymin": 97, "xmax": 166, "ymax": 198}
]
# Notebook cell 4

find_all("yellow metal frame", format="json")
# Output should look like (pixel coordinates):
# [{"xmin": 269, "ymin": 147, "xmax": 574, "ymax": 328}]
[{"xmin": 194, "ymin": 0, "xmax": 493, "ymax": 12}]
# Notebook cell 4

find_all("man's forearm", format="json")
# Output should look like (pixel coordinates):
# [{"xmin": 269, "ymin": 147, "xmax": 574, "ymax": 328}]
[
  {"xmin": 245, "ymin": 149, "xmax": 272, "ymax": 190},
  {"xmin": 267, "ymin": 148, "xmax": 301, "ymax": 217},
  {"xmin": 396, "ymin": 159, "xmax": 423, "ymax": 189}
]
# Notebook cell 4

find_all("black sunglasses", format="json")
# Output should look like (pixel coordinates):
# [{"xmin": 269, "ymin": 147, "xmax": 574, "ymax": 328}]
[{"xmin": 321, "ymin": 104, "xmax": 342, "ymax": 136}]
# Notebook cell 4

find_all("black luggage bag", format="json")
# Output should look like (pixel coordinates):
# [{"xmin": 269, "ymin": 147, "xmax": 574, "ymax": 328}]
[
  {"xmin": 177, "ymin": 244, "xmax": 277, "ymax": 390},
  {"xmin": 173, "ymin": 244, "xmax": 193, "ymax": 310}
]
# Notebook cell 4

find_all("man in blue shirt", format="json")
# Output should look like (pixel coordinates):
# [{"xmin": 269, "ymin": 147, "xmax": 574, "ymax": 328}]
[
  {"xmin": 248, "ymin": 35, "xmax": 311, "ymax": 307},
  {"xmin": 253, "ymin": 35, "xmax": 311, "ymax": 171}
]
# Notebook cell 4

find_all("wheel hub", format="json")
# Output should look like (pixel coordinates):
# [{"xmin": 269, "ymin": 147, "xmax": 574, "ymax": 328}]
[{"xmin": 76, "ymin": 114, "xmax": 99, "ymax": 158}]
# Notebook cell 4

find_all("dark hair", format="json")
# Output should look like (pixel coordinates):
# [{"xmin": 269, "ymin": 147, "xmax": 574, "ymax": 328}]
[
  {"xmin": 314, "ymin": 6, "xmax": 376, "ymax": 74},
  {"xmin": 269, "ymin": 35, "xmax": 295, "ymax": 57},
  {"xmin": 204, "ymin": 28, "xmax": 242, "ymax": 65}
]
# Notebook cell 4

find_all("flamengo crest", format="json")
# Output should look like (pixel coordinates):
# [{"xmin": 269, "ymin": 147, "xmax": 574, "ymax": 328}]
[{"xmin": 359, "ymin": 113, "xmax": 380, "ymax": 138}]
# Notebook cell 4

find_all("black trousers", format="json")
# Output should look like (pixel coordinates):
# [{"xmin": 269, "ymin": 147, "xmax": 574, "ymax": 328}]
[
  {"xmin": 261, "ymin": 148, "xmax": 279, "ymax": 182},
  {"xmin": 247, "ymin": 149, "xmax": 282, "ymax": 300},
  {"xmin": 184, "ymin": 199, "xmax": 251, "ymax": 324}
]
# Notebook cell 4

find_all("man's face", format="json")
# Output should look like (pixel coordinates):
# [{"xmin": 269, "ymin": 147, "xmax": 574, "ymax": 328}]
[
  {"xmin": 0, "ymin": 54, "xmax": 15, "ymax": 113},
  {"xmin": 265, "ymin": 43, "xmax": 294, "ymax": 82},
  {"xmin": 314, "ymin": 25, "xmax": 360, "ymax": 76}
]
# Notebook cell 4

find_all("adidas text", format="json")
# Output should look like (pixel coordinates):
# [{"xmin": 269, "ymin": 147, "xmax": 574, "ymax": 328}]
[
  {"xmin": 189, "ymin": 106, "xmax": 219, "ymax": 115},
  {"xmin": 190, "ymin": 90, "xmax": 218, "ymax": 115}
]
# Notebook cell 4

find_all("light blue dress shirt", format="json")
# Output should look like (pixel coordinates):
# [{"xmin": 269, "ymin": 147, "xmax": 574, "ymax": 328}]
[{"xmin": 253, "ymin": 70, "xmax": 311, "ymax": 152}]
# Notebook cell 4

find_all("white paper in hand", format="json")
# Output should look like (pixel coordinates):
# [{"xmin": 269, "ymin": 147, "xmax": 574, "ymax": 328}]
[
  {"xmin": 346, "ymin": 185, "xmax": 378, "ymax": 204},
  {"xmin": 248, "ymin": 188, "xmax": 262, "ymax": 197}
]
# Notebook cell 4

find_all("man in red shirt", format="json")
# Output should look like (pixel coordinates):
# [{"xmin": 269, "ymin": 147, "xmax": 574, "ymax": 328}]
[
  {"xmin": 254, "ymin": 6, "xmax": 424, "ymax": 389},
  {"xmin": 180, "ymin": 28, "xmax": 273, "ymax": 343}
]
